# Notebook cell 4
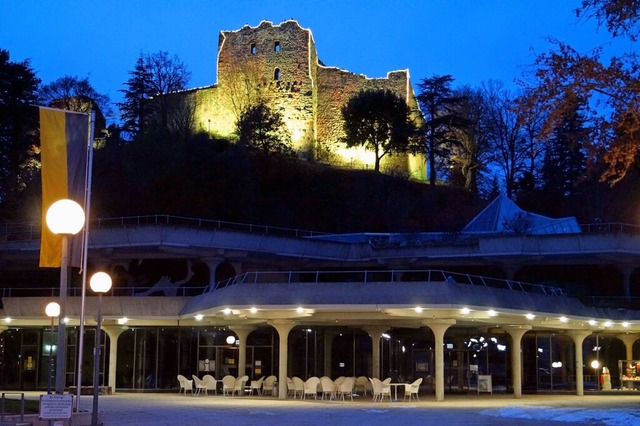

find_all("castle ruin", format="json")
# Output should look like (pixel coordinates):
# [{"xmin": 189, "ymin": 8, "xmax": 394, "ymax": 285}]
[{"xmin": 183, "ymin": 20, "xmax": 425, "ymax": 179}]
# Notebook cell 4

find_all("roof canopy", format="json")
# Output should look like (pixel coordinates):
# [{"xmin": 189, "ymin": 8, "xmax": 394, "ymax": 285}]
[{"xmin": 462, "ymin": 194, "xmax": 581, "ymax": 235}]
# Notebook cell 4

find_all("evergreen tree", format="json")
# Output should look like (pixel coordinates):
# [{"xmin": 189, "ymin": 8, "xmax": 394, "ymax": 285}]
[
  {"xmin": 541, "ymin": 94, "xmax": 589, "ymax": 196},
  {"xmin": 0, "ymin": 49, "xmax": 40, "ymax": 210},
  {"xmin": 417, "ymin": 75, "xmax": 466, "ymax": 186},
  {"xmin": 118, "ymin": 55, "xmax": 153, "ymax": 139},
  {"xmin": 119, "ymin": 51, "xmax": 190, "ymax": 139}
]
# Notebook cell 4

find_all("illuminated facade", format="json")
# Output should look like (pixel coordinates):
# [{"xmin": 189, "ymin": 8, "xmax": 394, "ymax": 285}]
[{"xmin": 181, "ymin": 20, "xmax": 425, "ymax": 179}]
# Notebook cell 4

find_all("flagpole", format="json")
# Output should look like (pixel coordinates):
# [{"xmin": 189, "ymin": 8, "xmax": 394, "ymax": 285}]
[{"xmin": 75, "ymin": 111, "xmax": 95, "ymax": 410}]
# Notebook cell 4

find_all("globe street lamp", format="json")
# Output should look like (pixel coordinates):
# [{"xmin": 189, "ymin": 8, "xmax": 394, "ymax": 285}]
[
  {"xmin": 45, "ymin": 302, "xmax": 60, "ymax": 394},
  {"xmin": 46, "ymin": 199, "xmax": 85, "ymax": 395},
  {"xmin": 591, "ymin": 360, "xmax": 600, "ymax": 391},
  {"xmin": 89, "ymin": 271, "xmax": 112, "ymax": 426}
]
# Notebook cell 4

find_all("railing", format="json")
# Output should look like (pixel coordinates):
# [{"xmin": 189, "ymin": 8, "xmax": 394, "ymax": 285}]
[
  {"xmin": 584, "ymin": 296, "xmax": 640, "ymax": 310},
  {"xmin": 0, "ymin": 285, "xmax": 207, "ymax": 298},
  {"xmin": 0, "ymin": 392, "xmax": 25, "ymax": 423},
  {"xmin": 4, "ymin": 216, "xmax": 640, "ymax": 243},
  {"xmin": 208, "ymin": 269, "xmax": 566, "ymax": 297},
  {"xmin": 0, "ymin": 215, "xmax": 325, "ymax": 242},
  {"xmin": 579, "ymin": 222, "xmax": 640, "ymax": 233}
]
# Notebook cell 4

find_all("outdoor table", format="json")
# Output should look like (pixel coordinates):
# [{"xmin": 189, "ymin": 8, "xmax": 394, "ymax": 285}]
[{"xmin": 388, "ymin": 383, "xmax": 406, "ymax": 401}]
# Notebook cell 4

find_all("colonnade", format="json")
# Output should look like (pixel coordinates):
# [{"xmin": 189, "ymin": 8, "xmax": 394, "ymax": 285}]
[{"xmin": 97, "ymin": 322, "xmax": 638, "ymax": 400}]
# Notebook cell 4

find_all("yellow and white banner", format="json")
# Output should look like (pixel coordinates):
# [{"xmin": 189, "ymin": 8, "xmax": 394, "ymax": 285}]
[{"xmin": 39, "ymin": 107, "xmax": 90, "ymax": 267}]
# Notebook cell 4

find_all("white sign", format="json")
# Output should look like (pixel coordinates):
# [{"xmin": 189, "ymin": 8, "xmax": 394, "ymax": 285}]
[{"xmin": 39, "ymin": 394, "xmax": 73, "ymax": 420}]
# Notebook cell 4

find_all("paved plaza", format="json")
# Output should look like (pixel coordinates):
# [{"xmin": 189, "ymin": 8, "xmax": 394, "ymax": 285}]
[{"xmin": 40, "ymin": 392, "xmax": 640, "ymax": 425}]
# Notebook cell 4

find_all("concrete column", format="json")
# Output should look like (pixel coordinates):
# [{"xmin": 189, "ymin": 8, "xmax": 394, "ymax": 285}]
[
  {"xmin": 103, "ymin": 326, "xmax": 126, "ymax": 394},
  {"xmin": 567, "ymin": 330, "xmax": 592, "ymax": 396},
  {"xmin": 617, "ymin": 334, "xmax": 638, "ymax": 361},
  {"xmin": 201, "ymin": 258, "xmax": 222, "ymax": 286},
  {"xmin": 229, "ymin": 325, "xmax": 255, "ymax": 378},
  {"xmin": 423, "ymin": 319, "xmax": 456, "ymax": 401},
  {"xmin": 363, "ymin": 326, "xmax": 388, "ymax": 379},
  {"xmin": 269, "ymin": 320, "xmax": 295, "ymax": 400},
  {"xmin": 505, "ymin": 325, "xmax": 531, "ymax": 398}
]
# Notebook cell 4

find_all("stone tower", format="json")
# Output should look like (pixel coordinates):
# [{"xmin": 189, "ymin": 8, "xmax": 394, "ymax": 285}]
[{"xmin": 188, "ymin": 20, "xmax": 425, "ymax": 179}]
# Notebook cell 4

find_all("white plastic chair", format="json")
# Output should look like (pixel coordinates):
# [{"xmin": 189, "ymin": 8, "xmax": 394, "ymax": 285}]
[
  {"xmin": 222, "ymin": 375, "xmax": 236, "ymax": 396},
  {"xmin": 370, "ymin": 377, "xmax": 390, "ymax": 402},
  {"xmin": 303, "ymin": 376, "xmax": 320, "ymax": 399},
  {"xmin": 192, "ymin": 375, "xmax": 207, "ymax": 396},
  {"xmin": 202, "ymin": 374, "xmax": 218, "ymax": 395},
  {"xmin": 249, "ymin": 376, "xmax": 265, "ymax": 395},
  {"xmin": 337, "ymin": 376, "xmax": 355, "ymax": 401},
  {"xmin": 404, "ymin": 377, "xmax": 422, "ymax": 400},
  {"xmin": 234, "ymin": 375, "xmax": 249, "ymax": 396},
  {"xmin": 320, "ymin": 376, "xmax": 336, "ymax": 400},
  {"xmin": 177, "ymin": 374, "xmax": 193, "ymax": 395},
  {"xmin": 292, "ymin": 376, "xmax": 305, "ymax": 399},
  {"xmin": 262, "ymin": 375, "xmax": 277, "ymax": 396},
  {"xmin": 355, "ymin": 376, "xmax": 370, "ymax": 396}
]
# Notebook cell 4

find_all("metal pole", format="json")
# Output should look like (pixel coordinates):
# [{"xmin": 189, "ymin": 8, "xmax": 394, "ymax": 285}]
[
  {"xmin": 55, "ymin": 235, "xmax": 69, "ymax": 394},
  {"xmin": 48, "ymin": 316, "xmax": 54, "ymax": 394},
  {"xmin": 77, "ymin": 111, "xmax": 96, "ymax": 410},
  {"xmin": 92, "ymin": 293, "xmax": 102, "ymax": 426}
]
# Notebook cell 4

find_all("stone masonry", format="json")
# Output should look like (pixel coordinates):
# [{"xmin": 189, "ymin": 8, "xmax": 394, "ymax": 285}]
[{"xmin": 185, "ymin": 20, "xmax": 425, "ymax": 179}]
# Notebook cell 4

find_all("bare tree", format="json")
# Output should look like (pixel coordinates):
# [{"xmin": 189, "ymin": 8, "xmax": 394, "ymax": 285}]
[
  {"xmin": 221, "ymin": 60, "xmax": 265, "ymax": 121},
  {"xmin": 483, "ymin": 81, "xmax": 527, "ymax": 198},
  {"xmin": 449, "ymin": 86, "xmax": 493, "ymax": 194}
]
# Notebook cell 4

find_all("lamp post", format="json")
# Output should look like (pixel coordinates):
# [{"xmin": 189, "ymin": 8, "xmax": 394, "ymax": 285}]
[
  {"xmin": 591, "ymin": 360, "xmax": 600, "ymax": 391},
  {"xmin": 45, "ymin": 302, "xmax": 60, "ymax": 394},
  {"xmin": 90, "ymin": 272, "xmax": 112, "ymax": 426},
  {"xmin": 46, "ymin": 199, "xmax": 85, "ymax": 395}
]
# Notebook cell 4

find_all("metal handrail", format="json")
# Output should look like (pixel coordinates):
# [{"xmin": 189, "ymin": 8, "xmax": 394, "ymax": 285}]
[
  {"xmin": 0, "ymin": 286, "xmax": 208, "ymax": 298},
  {"xmin": 0, "ymin": 215, "xmax": 325, "ymax": 242},
  {"xmin": 207, "ymin": 269, "xmax": 566, "ymax": 297},
  {"xmin": 1, "ymin": 392, "xmax": 25, "ymax": 422},
  {"xmin": 3, "ymin": 216, "xmax": 640, "ymax": 243}
]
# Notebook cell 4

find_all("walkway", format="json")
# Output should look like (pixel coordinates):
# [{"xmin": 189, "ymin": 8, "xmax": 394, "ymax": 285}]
[{"xmin": 18, "ymin": 392, "xmax": 640, "ymax": 425}]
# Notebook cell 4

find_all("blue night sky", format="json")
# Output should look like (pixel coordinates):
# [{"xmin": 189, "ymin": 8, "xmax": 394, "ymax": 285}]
[{"xmin": 1, "ymin": 0, "xmax": 630, "ymax": 122}]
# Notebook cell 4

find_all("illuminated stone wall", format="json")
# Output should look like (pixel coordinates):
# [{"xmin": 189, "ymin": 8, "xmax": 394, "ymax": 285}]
[{"xmin": 188, "ymin": 20, "xmax": 425, "ymax": 179}]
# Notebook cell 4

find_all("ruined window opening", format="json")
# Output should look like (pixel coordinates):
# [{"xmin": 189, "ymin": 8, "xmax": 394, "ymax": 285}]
[
  {"xmin": 274, "ymin": 42, "xmax": 281, "ymax": 52},
  {"xmin": 250, "ymin": 43, "xmax": 257, "ymax": 55},
  {"xmin": 274, "ymin": 68, "xmax": 281, "ymax": 81}
]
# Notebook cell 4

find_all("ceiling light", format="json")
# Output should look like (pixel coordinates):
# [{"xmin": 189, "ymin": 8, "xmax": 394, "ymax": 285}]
[
  {"xmin": 195, "ymin": 314, "xmax": 204, "ymax": 321},
  {"xmin": 222, "ymin": 308, "xmax": 231, "ymax": 315},
  {"xmin": 460, "ymin": 307, "xmax": 470, "ymax": 315},
  {"xmin": 559, "ymin": 316, "xmax": 568, "ymax": 323},
  {"xmin": 249, "ymin": 307, "xmax": 258, "ymax": 314},
  {"xmin": 414, "ymin": 307, "xmax": 423, "ymax": 313},
  {"xmin": 296, "ymin": 307, "xmax": 304, "ymax": 313},
  {"xmin": 525, "ymin": 313, "xmax": 535, "ymax": 320},
  {"xmin": 487, "ymin": 310, "xmax": 497, "ymax": 317}
]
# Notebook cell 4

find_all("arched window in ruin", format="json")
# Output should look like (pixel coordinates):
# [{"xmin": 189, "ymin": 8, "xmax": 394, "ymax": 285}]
[
  {"xmin": 250, "ymin": 42, "xmax": 257, "ymax": 55},
  {"xmin": 274, "ymin": 41, "xmax": 281, "ymax": 52},
  {"xmin": 274, "ymin": 68, "xmax": 281, "ymax": 81}
]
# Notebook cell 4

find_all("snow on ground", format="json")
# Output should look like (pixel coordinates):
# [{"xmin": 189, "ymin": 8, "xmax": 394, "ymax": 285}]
[{"xmin": 482, "ymin": 406, "xmax": 640, "ymax": 425}]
